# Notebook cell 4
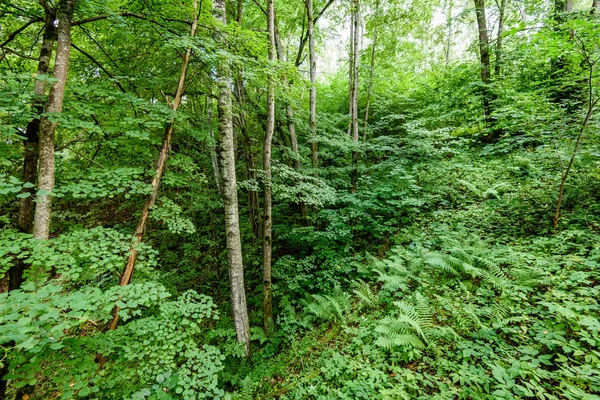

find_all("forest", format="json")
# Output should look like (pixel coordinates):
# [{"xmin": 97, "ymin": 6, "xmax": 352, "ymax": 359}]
[{"xmin": 1, "ymin": 0, "xmax": 600, "ymax": 398}]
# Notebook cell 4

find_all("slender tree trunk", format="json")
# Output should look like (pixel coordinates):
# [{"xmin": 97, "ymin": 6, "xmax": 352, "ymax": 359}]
[
  {"xmin": 553, "ymin": 65, "xmax": 598, "ymax": 230},
  {"xmin": 307, "ymin": 0, "xmax": 318, "ymax": 174},
  {"xmin": 234, "ymin": 0, "xmax": 262, "ymax": 239},
  {"xmin": 593, "ymin": 0, "xmax": 600, "ymax": 14},
  {"xmin": 350, "ymin": 0, "xmax": 360, "ymax": 193},
  {"xmin": 208, "ymin": 103, "xmax": 222, "ymax": 195},
  {"xmin": 494, "ymin": 0, "xmax": 507, "ymax": 77},
  {"xmin": 32, "ymin": 0, "xmax": 76, "ymax": 240},
  {"xmin": 213, "ymin": 0, "xmax": 251, "ymax": 356},
  {"xmin": 8, "ymin": 10, "xmax": 56, "ymax": 291},
  {"xmin": 347, "ymin": 8, "xmax": 355, "ymax": 137},
  {"xmin": 108, "ymin": 0, "xmax": 198, "ymax": 331},
  {"xmin": 444, "ymin": 0, "xmax": 453, "ymax": 65},
  {"xmin": 263, "ymin": 0, "xmax": 276, "ymax": 334},
  {"xmin": 473, "ymin": 0, "xmax": 497, "ymax": 141},
  {"xmin": 273, "ymin": 13, "xmax": 307, "ymax": 216},
  {"xmin": 363, "ymin": 1, "xmax": 378, "ymax": 143}
]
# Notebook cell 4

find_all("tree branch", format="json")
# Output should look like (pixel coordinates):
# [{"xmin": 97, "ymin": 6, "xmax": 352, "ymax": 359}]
[
  {"xmin": 71, "ymin": 43, "xmax": 127, "ymax": 93},
  {"xmin": 0, "ymin": 18, "xmax": 42, "ymax": 48}
]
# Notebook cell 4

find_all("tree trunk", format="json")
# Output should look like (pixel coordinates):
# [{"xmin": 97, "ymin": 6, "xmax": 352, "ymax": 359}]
[
  {"xmin": 8, "ymin": 9, "xmax": 57, "ymax": 291},
  {"xmin": 108, "ymin": 0, "xmax": 198, "ymax": 331},
  {"xmin": 593, "ymin": 0, "xmax": 600, "ymax": 14},
  {"xmin": 32, "ymin": 0, "xmax": 76, "ymax": 240},
  {"xmin": 213, "ymin": 0, "xmax": 251, "ymax": 357},
  {"xmin": 553, "ymin": 65, "xmax": 598, "ymax": 230},
  {"xmin": 473, "ymin": 0, "xmax": 497, "ymax": 140},
  {"xmin": 307, "ymin": 0, "xmax": 318, "ymax": 173},
  {"xmin": 263, "ymin": 0, "xmax": 276, "ymax": 334},
  {"xmin": 494, "ymin": 0, "xmax": 507, "ymax": 77},
  {"xmin": 350, "ymin": 0, "xmax": 360, "ymax": 193},
  {"xmin": 273, "ymin": 13, "xmax": 307, "ymax": 216},
  {"xmin": 347, "ymin": 7, "xmax": 355, "ymax": 137},
  {"xmin": 234, "ymin": 0, "xmax": 262, "ymax": 239},
  {"xmin": 444, "ymin": 0, "xmax": 453, "ymax": 65},
  {"xmin": 208, "ymin": 104, "xmax": 222, "ymax": 195},
  {"xmin": 363, "ymin": 0, "xmax": 378, "ymax": 143}
]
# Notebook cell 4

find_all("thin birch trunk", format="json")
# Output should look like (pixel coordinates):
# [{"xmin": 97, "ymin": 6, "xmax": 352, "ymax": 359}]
[
  {"xmin": 108, "ymin": 0, "xmax": 198, "ymax": 330},
  {"xmin": 307, "ymin": 0, "xmax": 318, "ymax": 173},
  {"xmin": 444, "ymin": 0, "xmax": 453, "ymax": 65},
  {"xmin": 347, "ymin": 8, "xmax": 355, "ymax": 137},
  {"xmin": 213, "ymin": 0, "xmax": 251, "ymax": 356},
  {"xmin": 263, "ymin": 0, "xmax": 276, "ymax": 334},
  {"xmin": 494, "ymin": 0, "xmax": 507, "ymax": 77},
  {"xmin": 32, "ymin": 0, "xmax": 76, "ymax": 240},
  {"xmin": 473, "ymin": 0, "xmax": 497, "ymax": 141},
  {"xmin": 208, "ymin": 103, "xmax": 222, "ymax": 195},
  {"xmin": 363, "ymin": 1, "xmax": 378, "ymax": 143},
  {"xmin": 350, "ymin": 0, "xmax": 360, "ymax": 193}
]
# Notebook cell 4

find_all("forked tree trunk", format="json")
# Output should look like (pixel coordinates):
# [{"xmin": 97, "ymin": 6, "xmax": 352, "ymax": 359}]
[
  {"xmin": 8, "ymin": 9, "xmax": 57, "ymax": 291},
  {"xmin": 263, "ymin": 0, "xmax": 276, "ymax": 334},
  {"xmin": 350, "ymin": 0, "xmax": 360, "ymax": 193},
  {"xmin": 32, "ymin": 0, "xmax": 76, "ymax": 240},
  {"xmin": 108, "ymin": 0, "xmax": 198, "ymax": 331},
  {"xmin": 494, "ymin": 0, "xmax": 507, "ymax": 77},
  {"xmin": 307, "ymin": 0, "xmax": 318, "ymax": 173},
  {"xmin": 213, "ymin": 0, "xmax": 251, "ymax": 356}
]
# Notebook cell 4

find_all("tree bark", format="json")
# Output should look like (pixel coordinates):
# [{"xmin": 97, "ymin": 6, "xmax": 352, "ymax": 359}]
[
  {"xmin": 350, "ymin": 0, "xmax": 360, "ymax": 193},
  {"xmin": 494, "ymin": 0, "xmax": 506, "ymax": 77},
  {"xmin": 213, "ymin": 0, "xmax": 251, "ymax": 357},
  {"xmin": 444, "ymin": 0, "xmax": 453, "ymax": 65},
  {"xmin": 307, "ymin": 0, "xmax": 318, "ymax": 173},
  {"xmin": 32, "ymin": 0, "xmax": 76, "ymax": 240},
  {"xmin": 593, "ymin": 0, "xmax": 600, "ymax": 14},
  {"xmin": 263, "ymin": 0, "xmax": 276, "ymax": 334},
  {"xmin": 8, "ymin": 9, "xmax": 57, "ymax": 291},
  {"xmin": 208, "ymin": 104, "xmax": 222, "ymax": 195},
  {"xmin": 108, "ymin": 0, "xmax": 198, "ymax": 331},
  {"xmin": 473, "ymin": 0, "xmax": 497, "ymax": 141},
  {"xmin": 363, "ymin": 0, "xmax": 379, "ymax": 143},
  {"xmin": 347, "ymin": 7, "xmax": 355, "ymax": 137},
  {"xmin": 234, "ymin": 0, "xmax": 262, "ymax": 240}
]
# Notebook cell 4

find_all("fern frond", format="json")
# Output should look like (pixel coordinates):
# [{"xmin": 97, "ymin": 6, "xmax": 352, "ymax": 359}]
[
  {"xmin": 375, "ymin": 333, "xmax": 425, "ymax": 350},
  {"xmin": 353, "ymin": 280, "xmax": 378, "ymax": 308},
  {"xmin": 425, "ymin": 253, "xmax": 462, "ymax": 275}
]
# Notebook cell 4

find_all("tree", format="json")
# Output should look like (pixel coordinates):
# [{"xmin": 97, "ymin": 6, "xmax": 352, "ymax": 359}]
[
  {"xmin": 213, "ymin": 0, "xmax": 251, "ymax": 357},
  {"xmin": 308, "ymin": 0, "xmax": 318, "ymax": 173},
  {"xmin": 473, "ymin": 0, "xmax": 495, "ymax": 140},
  {"xmin": 32, "ymin": 0, "xmax": 76, "ymax": 240},
  {"xmin": 350, "ymin": 0, "xmax": 360, "ymax": 193},
  {"xmin": 494, "ymin": 0, "xmax": 507, "ymax": 76},
  {"xmin": 263, "ymin": 0, "xmax": 276, "ymax": 334},
  {"xmin": 108, "ymin": 0, "xmax": 199, "ymax": 331}
]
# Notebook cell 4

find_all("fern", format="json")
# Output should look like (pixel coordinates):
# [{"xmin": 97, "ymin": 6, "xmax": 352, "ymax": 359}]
[
  {"xmin": 353, "ymin": 280, "xmax": 378, "ymax": 308},
  {"xmin": 304, "ymin": 291, "xmax": 350, "ymax": 325}
]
